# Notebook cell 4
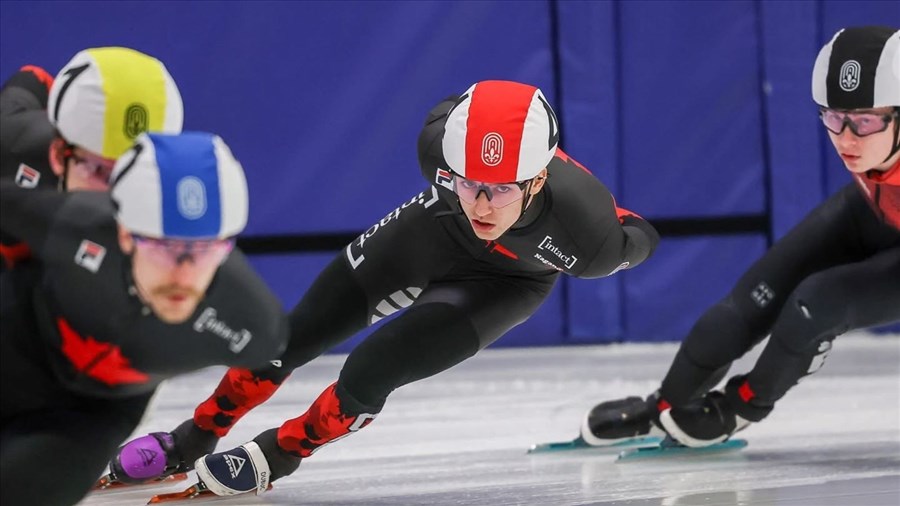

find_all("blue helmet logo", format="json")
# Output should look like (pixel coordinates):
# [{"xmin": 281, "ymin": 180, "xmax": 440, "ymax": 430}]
[{"xmin": 177, "ymin": 176, "xmax": 207, "ymax": 220}]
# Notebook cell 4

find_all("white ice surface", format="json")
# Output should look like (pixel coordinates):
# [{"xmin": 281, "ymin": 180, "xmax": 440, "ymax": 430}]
[{"xmin": 80, "ymin": 331, "xmax": 900, "ymax": 505}]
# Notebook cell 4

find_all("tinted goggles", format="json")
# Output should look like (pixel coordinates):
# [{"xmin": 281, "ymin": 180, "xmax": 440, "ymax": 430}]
[
  {"xmin": 133, "ymin": 235, "xmax": 235, "ymax": 268},
  {"xmin": 452, "ymin": 175, "xmax": 528, "ymax": 208},
  {"xmin": 64, "ymin": 145, "xmax": 116, "ymax": 185},
  {"xmin": 819, "ymin": 108, "xmax": 895, "ymax": 137}
]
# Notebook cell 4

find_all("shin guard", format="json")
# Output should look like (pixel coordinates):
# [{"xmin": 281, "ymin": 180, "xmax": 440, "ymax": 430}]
[
  {"xmin": 193, "ymin": 368, "xmax": 289, "ymax": 437},
  {"xmin": 276, "ymin": 382, "xmax": 379, "ymax": 458}
]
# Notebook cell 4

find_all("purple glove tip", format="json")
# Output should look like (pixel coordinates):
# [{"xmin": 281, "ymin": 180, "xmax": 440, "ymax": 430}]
[{"xmin": 118, "ymin": 433, "xmax": 171, "ymax": 480}]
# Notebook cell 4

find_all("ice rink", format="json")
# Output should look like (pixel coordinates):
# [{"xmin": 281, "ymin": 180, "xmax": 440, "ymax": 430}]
[{"xmin": 81, "ymin": 331, "xmax": 900, "ymax": 506}]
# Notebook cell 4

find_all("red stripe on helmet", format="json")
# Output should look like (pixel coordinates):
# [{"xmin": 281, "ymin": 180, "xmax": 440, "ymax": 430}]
[{"xmin": 464, "ymin": 81, "xmax": 537, "ymax": 182}]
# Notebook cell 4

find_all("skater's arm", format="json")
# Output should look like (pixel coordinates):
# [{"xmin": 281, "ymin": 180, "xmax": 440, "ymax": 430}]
[
  {"xmin": 1, "ymin": 65, "xmax": 56, "ymax": 184},
  {"xmin": 567, "ymin": 173, "xmax": 659, "ymax": 278},
  {"xmin": 616, "ymin": 206, "xmax": 660, "ymax": 268},
  {"xmin": 417, "ymin": 95, "xmax": 459, "ymax": 184},
  {"xmin": 0, "ymin": 182, "xmax": 67, "ymax": 255},
  {"xmin": 578, "ymin": 204, "xmax": 659, "ymax": 279}
]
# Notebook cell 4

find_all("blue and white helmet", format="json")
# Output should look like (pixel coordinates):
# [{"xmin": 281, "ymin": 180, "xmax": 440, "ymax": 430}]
[{"xmin": 110, "ymin": 132, "xmax": 249, "ymax": 239}]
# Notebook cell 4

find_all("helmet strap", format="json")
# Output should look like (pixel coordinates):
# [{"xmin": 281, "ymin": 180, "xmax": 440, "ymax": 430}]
[
  {"xmin": 57, "ymin": 142, "xmax": 76, "ymax": 192},
  {"xmin": 518, "ymin": 179, "xmax": 535, "ymax": 217},
  {"xmin": 882, "ymin": 108, "xmax": 900, "ymax": 164},
  {"xmin": 512, "ymin": 178, "xmax": 548, "ymax": 230}
]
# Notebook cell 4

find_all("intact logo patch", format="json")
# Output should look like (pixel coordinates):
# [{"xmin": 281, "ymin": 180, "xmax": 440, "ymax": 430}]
[
  {"xmin": 124, "ymin": 103, "xmax": 149, "ymax": 139},
  {"xmin": 15, "ymin": 163, "xmax": 40, "ymax": 188},
  {"xmin": 481, "ymin": 132, "xmax": 503, "ymax": 166},
  {"xmin": 193, "ymin": 307, "xmax": 253, "ymax": 353},
  {"xmin": 839, "ymin": 60, "xmax": 861, "ymax": 92},
  {"xmin": 74, "ymin": 240, "xmax": 106, "ymax": 273},
  {"xmin": 538, "ymin": 235, "xmax": 578, "ymax": 269}
]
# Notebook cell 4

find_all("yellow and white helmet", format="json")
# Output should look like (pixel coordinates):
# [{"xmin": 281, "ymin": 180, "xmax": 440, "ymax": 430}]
[{"xmin": 47, "ymin": 47, "xmax": 183, "ymax": 160}]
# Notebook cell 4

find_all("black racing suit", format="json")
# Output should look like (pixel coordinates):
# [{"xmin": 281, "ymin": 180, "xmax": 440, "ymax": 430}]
[
  {"xmin": 0, "ymin": 66, "xmax": 59, "ymax": 271},
  {"xmin": 0, "ymin": 185, "xmax": 288, "ymax": 505},
  {"xmin": 659, "ymin": 161, "xmax": 900, "ymax": 422},
  {"xmin": 175, "ymin": 96, "xmax": 660, "ymax": 480}
]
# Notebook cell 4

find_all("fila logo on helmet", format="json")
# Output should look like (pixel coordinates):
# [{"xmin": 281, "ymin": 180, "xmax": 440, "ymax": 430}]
[
  {"xmin": 481, "ymin": 132, "xmax": 503, "ymax": 166},
  {"xmin": 839, "ymin": 60, "xmax": 861, "ymax": 92}
]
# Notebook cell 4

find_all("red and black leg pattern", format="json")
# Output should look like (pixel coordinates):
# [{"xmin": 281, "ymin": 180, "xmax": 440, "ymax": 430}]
[{"xmin": 193, "ymin": 367, "xmax": 289, "ymax": 437}]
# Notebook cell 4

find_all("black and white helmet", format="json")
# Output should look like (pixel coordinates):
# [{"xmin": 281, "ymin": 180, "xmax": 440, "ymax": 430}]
[{"xmin": 812, "ymin": 26, "xmax": 899, "ymax": 110}]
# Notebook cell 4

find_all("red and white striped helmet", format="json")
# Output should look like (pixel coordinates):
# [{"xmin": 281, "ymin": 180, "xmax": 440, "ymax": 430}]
[{"xmin": 442, "ymin": 80, "xmax": 559, "ymax": 183}]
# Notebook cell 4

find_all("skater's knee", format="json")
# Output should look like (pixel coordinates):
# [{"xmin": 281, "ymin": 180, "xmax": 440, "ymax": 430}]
[
  {"xmin": 683, "ymin": 298, "xmax": 759, "ymax": 365},
  {"xmin": 774, "ymin": 276, "xmax": 848, "ymax": 354},
  {"xmin": 339, "ymin": 337, "xmax": 403, "ymax": 407},
  {"xmin": 340, "ymin": 304, "xmax": 480, "ymax": 407}
]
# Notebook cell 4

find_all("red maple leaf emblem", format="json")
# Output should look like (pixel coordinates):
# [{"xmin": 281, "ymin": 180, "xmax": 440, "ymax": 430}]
[{"xmin": 56, "ymin": 318, "xmax": 149, "ymax": 386}]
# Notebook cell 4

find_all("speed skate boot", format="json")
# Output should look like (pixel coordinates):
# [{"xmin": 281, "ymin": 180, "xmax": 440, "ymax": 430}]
[
  {"xmin": 105, "ymin": 433, "xmax": 179, "ymax": 486},
  {"xmin": 659, "ymin": 390, "xmax": 751, "ymax": 448},
  {"xmin": 580, "ymin": 391, "xmax": 668, "ymax": 446},
  {"xmin": 105, "ymin": 419, "xmax": 218, "ymax": 485},
  {"xmin": 194, "ymin": 428, "xmax": 301, "ymax": 497}
]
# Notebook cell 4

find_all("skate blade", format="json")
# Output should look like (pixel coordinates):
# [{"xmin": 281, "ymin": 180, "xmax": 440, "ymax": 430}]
[
  {"xmin": 148, "ymin": 482, "xmax": 273, "ymax": 503},
  {"xmin": 527, "ymin": 435, "xmax": 663, "ymax": 454},
  {"xmin": 617, "ymin": 437, "xmax": 748, "ymax": 461},
  {"xmin": 94, "ymin": 472, "xmax": 189, "ymax": 491}
]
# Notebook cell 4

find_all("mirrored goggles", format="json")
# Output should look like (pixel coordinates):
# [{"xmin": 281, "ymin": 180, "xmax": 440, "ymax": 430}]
[
  {"xmin": 452, "ymin": 175, "xmax": 528, "ymax": 208},
  {"xmin": 819, "ymin": 108, "xmax": 895, "ymax": 137},
  {"xmin": 132, "ymin": 235, "xmax": 235, "ymax": 268}
]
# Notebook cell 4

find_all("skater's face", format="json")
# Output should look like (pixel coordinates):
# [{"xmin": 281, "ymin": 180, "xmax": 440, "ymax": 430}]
[
  {"xmin": 118, "ymin": 227, "xmax": 234, "ymax": 323},
  {"xmin": 822, "ymin": 107, "xmax": 900, "ymax": 173},
  {"xmin": 457, "ymin": 169, "xmax": 547, "ymax": 240},
  {"xmin": 49, "ymin": 138, "xmax": 116, "ymax": 191}
]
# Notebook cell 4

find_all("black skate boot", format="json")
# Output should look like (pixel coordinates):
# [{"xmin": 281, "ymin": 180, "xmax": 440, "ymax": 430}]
[
  {"xmin": 580, "ymin": 392, "xmax": 667, "ymax": 446},
  {"xmin": 659, "ymin": 390, "xmax": 751, "ymax": 448}
]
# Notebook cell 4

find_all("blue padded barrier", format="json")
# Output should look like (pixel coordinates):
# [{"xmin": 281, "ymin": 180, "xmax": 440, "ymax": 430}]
[
  {"xmin": 622, "ymin": 236, "xmax": 769, "ymax": 343},
  {"xmin": 2, "ymin": 1, "xmax": 894, "ymax": 344}
]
